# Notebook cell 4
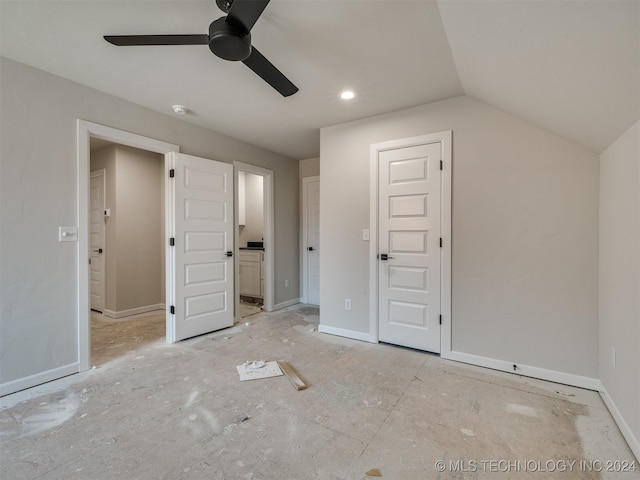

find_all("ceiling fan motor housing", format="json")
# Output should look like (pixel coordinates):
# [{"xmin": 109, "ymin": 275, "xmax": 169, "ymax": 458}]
[{"xmin": 209, "ymin": 17, "xmax": 251, "ymax": 61}]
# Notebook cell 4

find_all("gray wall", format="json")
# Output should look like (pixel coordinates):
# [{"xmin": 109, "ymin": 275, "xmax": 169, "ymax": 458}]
[
  {"xmin": 0, "ymin": 57, "xmax": 299, "ymax": 391},
  {"xmin": 599, "ymin": 120, "xmax": 640, "ymax": 458},
  {"xmin": 299, "ymin": 157, "xmax": 320, "ymax": 180},
  {"xmin": 320, "ymin": 95, "xmax": 599, "ymax": 379}
]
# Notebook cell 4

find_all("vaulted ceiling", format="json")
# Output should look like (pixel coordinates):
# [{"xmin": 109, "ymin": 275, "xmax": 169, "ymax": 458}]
[{"xmin": 1, "ymin": 1, "xmax": 638, "ymax": 159}]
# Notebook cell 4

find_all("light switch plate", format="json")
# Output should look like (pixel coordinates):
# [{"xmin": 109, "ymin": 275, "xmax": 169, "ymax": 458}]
[
  {"xmin": 59, "ymin": 226, "xmax": 78, "ymax": 242},
  {"xmin": 362, "ymin": 229, "xmax": 370, "ymax": 241}
]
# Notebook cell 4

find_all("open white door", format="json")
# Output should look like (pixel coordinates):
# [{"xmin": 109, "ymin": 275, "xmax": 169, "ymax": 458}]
[{"xmin": 167, "ymin": 152, "xmax": 234, "ymax": 343}]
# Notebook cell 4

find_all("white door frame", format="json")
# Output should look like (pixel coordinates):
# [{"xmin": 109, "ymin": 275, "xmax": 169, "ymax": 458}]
[
  {"xmin": 301, "ymin": 176, "xmax": 320, "ymax": 304},
  {"xmin": 233, "ymin": 161, "xmax": 274, "ymax": 316},
  {"xmin": 77, "ymin": 120, "xmax": 179, "ymax": 371},
  {"xmin": 368, "ymin": 131, "xmax": 452, "ymax": 356}
]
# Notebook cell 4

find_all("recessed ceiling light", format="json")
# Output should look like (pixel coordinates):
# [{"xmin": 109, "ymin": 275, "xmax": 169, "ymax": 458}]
[
  {"xmin": 340, "ymin": 90, "xmax": 355, "ymax": 100},
  {"xmin": 172, "ymin": 104, "xmax": 188, "ymax": 115}
]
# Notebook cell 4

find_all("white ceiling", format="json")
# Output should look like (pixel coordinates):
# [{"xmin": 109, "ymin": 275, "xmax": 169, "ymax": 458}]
[{"xmin": 1, "ymin": 1, "xmax": 638, "ymax": 159}]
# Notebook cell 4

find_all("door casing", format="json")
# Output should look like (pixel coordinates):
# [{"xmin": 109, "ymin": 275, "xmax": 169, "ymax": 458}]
[{"xmin": 369, "ymin": 131, "xmax": 452, "ymax": 356}]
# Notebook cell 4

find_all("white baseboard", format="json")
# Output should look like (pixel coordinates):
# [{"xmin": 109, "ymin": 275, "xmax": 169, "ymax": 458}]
[
  {"xmin": 443, "ymin": 350, "xmax": 601, "ymax": 391},
  {"xmin": 269, "ymin": 298, "xmax": 300, "ymax": 312},
  {"xmin": 0, "ymin": 362, "xmax": 79, "ymax": 397},
  {"xmin": 103, "ymin": 304, "xmax": 165, "ymax": 319},
  {"xmin": 318, "ymin": 324, "xmax": 377, "ymax": 343},
  {"xmin": 600, "ymin": 386, "xmax": 640, "ymax": 462}
]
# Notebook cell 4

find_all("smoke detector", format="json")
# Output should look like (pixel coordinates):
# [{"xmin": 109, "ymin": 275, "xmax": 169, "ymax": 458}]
[{"xmin": 172, "ymin": 105, "xmax": 188, "ymax": 115}]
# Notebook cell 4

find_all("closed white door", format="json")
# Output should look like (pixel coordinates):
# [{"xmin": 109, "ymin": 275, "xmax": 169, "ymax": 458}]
[
  {"xmin": 168, "ymin": 153, "xmax": 234, "ymax": 342},
  {"xmin": 90, "ymin": 170, "xmax": 105, "ymax": 312},
  {"xmin": 377, "ymin": 142, "xmax": 441, "ymax": 352},
  {"xmin": 303, "ymin": 177, "xmax": 320, "ymax": 305}
]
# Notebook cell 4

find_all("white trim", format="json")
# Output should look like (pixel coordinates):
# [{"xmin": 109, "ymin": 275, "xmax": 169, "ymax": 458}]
[
  {"xmin": 318, "ymin": 325, "xmax": 377, "ymax": 343},
  {"xmin": 272, "ymin": 298, "xmax": 300, "ymax": 311},
  {"xmin": 301, "ymin": 176, "xmax": 320, "ymax": 305},
  {"xmin": 369, "ymin": 131, "xmax": 452, "ymax": 351},
  {"xmin": 440, "ymin": 132, "xmax": 453, "ymax": 357},
  {"xmin": 0, "ymin": 363, "xmax": 79, "ymax": 397},
  {"xmin": 102, "ymin": 304, "xmax": 165, "ymax": 319},
  {"xmin": 233, "ymin": 162, "xmax": 275, "ymax": 317},
  {"xmin": 77, "ymin": 120, "xmax": 179, "ymax": 371},
  {"xmin": 165, "ymin": 153, "xmax": 176, "ymax": 343},
  {"xmin": 446, "ymin": 349, "xmax": 601, "ymax": 391},
  {"xmin": 600, "ymin": 387, "xmax": 640, "ymax": 461}
]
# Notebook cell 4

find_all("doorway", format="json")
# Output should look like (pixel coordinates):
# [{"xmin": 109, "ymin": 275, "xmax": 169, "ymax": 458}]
[
  {"xmin": 88, "ymin": 139, "xmax": 166, "ymax": 363},
  {"xmin": 234, "ymin": 161, "xmax": 274, "ymax": 319},
  {"xmin": 369, "ymin": 131, "xmax": 452, "ymax": 354},
  {"xmin": 78, "ymin": 120, "xmax": 179, "ymax": 371}
]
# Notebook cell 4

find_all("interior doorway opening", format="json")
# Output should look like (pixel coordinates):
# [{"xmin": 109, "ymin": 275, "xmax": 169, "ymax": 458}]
[
  {"xmin": 234, "ymin": 162, "xmax": 274, "ymax": 321},
  {"xmin": 77, "ymin": 120, "xmax": 179, "ymax": 372},
  {"xmin": 238, "ymin": 170, "xmax": 265, "ymax": 318},
  {"xmin": 88, "ymin": 139, "xmax": 166, "ymax": 365}
]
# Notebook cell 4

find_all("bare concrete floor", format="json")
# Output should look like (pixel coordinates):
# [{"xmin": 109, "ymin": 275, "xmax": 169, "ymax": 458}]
[{"xmin": 1, "ymin": 304, "xmax": 637, "ymax": 479}]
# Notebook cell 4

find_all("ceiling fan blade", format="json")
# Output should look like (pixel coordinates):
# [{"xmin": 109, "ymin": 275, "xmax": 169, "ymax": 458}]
[
  {"xmin": 242, "ymin": 46, "xmax": 298, "ymax": 97},
  {"xmin": 226, "ymin": 0, "xmax": 270, "ymax": 32},
  {"xmin": 104, "ymin": 34, "xmax": 209, "ymax": 46}
]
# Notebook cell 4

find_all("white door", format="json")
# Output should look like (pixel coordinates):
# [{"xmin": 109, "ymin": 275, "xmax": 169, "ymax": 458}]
[
  {"xmin": 303, "ymin": 177, "xmax": 320, "ymax": 305},
  {"xmin": 167, "ymin": 152, "xmax": 234, "ymax": 342},
  {"xmin": 90, "ymin": 170, "xmax": 106, "ymax": 312},
  {"xmin": 377, "ymin": 142, "xmax": 441, "ymax": 352}
]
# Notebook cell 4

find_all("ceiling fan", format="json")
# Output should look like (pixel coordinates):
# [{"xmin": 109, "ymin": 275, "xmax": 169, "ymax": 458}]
[{"xmin": 104, "ymin": 0, "xmax": 298, "ymax": 97}]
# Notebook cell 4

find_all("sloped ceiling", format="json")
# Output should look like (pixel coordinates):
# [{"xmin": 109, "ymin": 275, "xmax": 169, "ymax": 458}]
[{"xmin": 1, "ymin": 1, "xmax": 638, "ymax": 159}]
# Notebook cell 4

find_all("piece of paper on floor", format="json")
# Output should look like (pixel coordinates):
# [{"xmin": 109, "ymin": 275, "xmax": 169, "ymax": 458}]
[{"xmin": 236, "ymin": 360, "xmax": 283, "ymax": 381}]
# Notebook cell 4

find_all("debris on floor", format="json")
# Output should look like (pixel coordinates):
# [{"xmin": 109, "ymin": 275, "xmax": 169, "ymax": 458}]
[
  {"xmin": 243, "ymin": 360, "xmax": 265, "ymax": 369},
  {"xmin": 365, "ymin": 468, "xmax": 382, "ymax": 477},
  {"xmin": 236, "ymin": 360, "xmax": 283, "ymax": 381},
  {"xmin": 278, "ymin": 361, "xmax": 307, "ymax": 390}
]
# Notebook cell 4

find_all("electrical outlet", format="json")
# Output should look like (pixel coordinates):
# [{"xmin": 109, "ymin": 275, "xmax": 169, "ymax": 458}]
[
  {"xmin": 345, "ymin": 299, "xmax": 352, "ymax": 311},
  {"xmin": 285, "ymin": 279, "xmax": 289, "ymax": 288},
  {"xmin": 610, "ymin": 346, "xmax": 616, "ymax": 367}
]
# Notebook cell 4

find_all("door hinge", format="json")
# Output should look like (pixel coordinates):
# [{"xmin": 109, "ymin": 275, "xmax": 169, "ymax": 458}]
[
  {"xmin": 440, "ymin": 237, "xmax": 443, "ymax": 248},
  {"xmin": 169, "ymin": 237, "xmax": 175, "ymax": 246},
  {"xmin": 440, "ymin": 160, "xmax": 443, "ymax": 171},
  {"xmin": 439, "ymin": 315, "xmax": 442, "ymax": 325},
  {"xmin": 169, "ymin": 169, "xmax": 175, "ymax": 178},
  {"xmin": 170, "ymin": 305, "xmax": 175, "ymax": 315}
]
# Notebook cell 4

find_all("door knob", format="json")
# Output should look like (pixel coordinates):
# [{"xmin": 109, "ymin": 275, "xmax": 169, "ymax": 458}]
[
  {"xmin": 308, "ymin": 246, "xmax": 314, "ymax": 251},
  {"xmin": 93, "ymin": 248, "xmax": 103, "ymax": 254},
  {"xmin": 226, "ymin": 251, "xmax": 233, "ymax": 257},
  {"xmin": 379, "ymin": 253, "xmax": 393, "ymax": 261}
]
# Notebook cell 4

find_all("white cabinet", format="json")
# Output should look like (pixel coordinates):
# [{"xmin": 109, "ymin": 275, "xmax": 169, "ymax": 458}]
[
  {"xmin": 260, "ymin": 251, "xmax": 264, "ymax": 297},
  {"xmin": 239, "ymin": 250, "xmax": 263, "ymax": 298}
]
